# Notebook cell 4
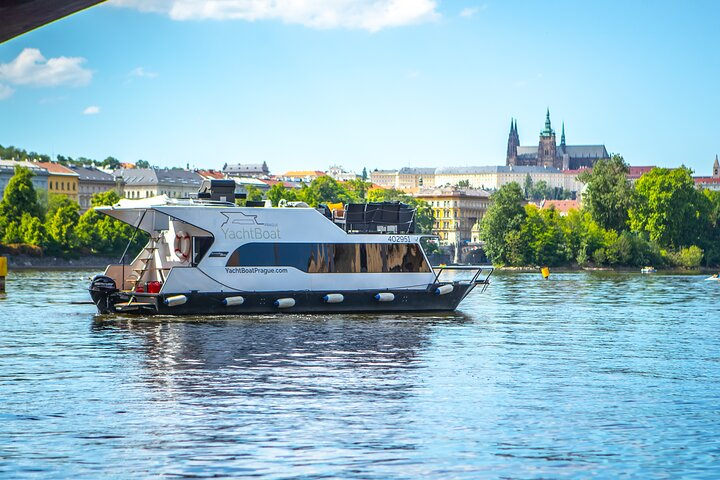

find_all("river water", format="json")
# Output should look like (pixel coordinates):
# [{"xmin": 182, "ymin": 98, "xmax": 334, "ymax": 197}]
[{"xmin": 1, "ymin": 270, "xmax": 719, "ymax": 478}]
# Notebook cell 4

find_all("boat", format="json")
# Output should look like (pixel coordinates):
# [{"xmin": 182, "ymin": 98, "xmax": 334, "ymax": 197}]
[
  {"xmin": 88, "ymin": 180, "xmax": 493, "ymax": 315},
  {"xmin": 705, "ymin": 274, "xmax": 720, "ymax": 281},
  {"xmin": 641, "ymin": 266, "xmax": 657, "ymax": 274}
]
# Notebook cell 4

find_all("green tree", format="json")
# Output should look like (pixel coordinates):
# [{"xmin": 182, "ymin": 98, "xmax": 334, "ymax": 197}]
[
  {"xmin": 46, "ymin": 202, "xmax": 80, "ymax": 252},
  {"xmin": 0, "ymin": 166, "xmax": 43, "ymax": 223},
  {"xmin": 136, "ymin": 159, "xmax": 150, "ymax": 168},
  {"xmin": 629, "ymin": 166, "xmax": 711, "ymax": 248},
  {"xmin": 578, "ymin": 154, "xmax": 634, "ymax": 232},
  {"xmin": 91, "ymin": 190, "xmax": 121, "ymax": 207},
  {"xmin": 344, "ymin": 179, "xmax": 371, "ymax": 203},
  {"xmin": 46, "ymin": 193, "xmax": 77, "ymax": 219},
  {"xmin": 240, "ymin": 185, "xmax": 264, "ymax": 204},
  {"xmin": 102, "ymin": 156, "xmax": 121, "ymax": 170},
  {"xmin": 266, "ymin": 183, "xmax": 298, "ymax": 206},
  {"xmin": 480, "ymin": 182, "xmax": 526, "ymax": 265},
  {"xmin": 19, "ymin": 213, "xmax": 46, "ymax": 246},
  {"xmin": 523, "ymin": 174, "xmax": 533, "ymax": 199},
  {"xmin": 457, "ymin": 179, "xmax": 470, "ymax": 188}
]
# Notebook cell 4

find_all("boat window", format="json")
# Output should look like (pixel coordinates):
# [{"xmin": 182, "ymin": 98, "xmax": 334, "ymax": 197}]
[{"xmin": 226, "ymin": 243, "xmax": 430, "ymax": 273}]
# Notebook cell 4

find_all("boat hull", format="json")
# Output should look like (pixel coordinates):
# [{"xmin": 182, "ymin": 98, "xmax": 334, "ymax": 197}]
[{"xmin": 91, "ymin": 284, "xmax": 477, "ymax": 315}]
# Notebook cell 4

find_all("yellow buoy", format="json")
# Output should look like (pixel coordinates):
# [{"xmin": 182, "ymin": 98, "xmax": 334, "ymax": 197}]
[
  {"xmin": 0, "ymin": 256, "xmax": 6, "ymax": 292},
  {"xmin": 541, "ymin": 266, "xmax": 550, "ymax": 279}
]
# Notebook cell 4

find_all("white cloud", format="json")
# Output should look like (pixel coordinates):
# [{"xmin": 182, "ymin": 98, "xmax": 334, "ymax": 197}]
[
  {"xmin": 111, "ymin": 0, "xmax": 439, "ymax": 32},
  {"xmin": 460, "ymin": 5, "xmax": 486, "ymax": 17},
  {"xmin": 130, "ymin": 66, "xmax": 159, "ymax": 78},
  {"xmin": 0, "ymin": 84, "xmax": 14, "ymax": 100},
  {"xmin": 0, "ymin": 48, "xmax": 92, "ymax": 88},
  {"xmin": 83, "ymin": 105, "xmax": 100, "ymax": 115}
]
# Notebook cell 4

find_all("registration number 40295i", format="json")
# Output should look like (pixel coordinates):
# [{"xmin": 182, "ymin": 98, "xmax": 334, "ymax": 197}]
[{"xmin": 387, "ymin": 235, "xmax": 412, "ymax": 243}]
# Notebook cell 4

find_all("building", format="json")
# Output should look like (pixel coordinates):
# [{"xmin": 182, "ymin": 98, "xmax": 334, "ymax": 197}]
[
  {"xmin": 223, "ymin": 162, "xmax": 269, "ymax": 178},
  {"xmin": 435, "ymin": 165, "xmax": 581, "ymax": 193},
  {"xmin": 116, "ymin": 168, "xmax": 203, "ymax": 199},
  {"xmin": 326, "ymin": 165, "xmax": 358, "ymax": 182},
  {"xmin": 279, "ymin": 170, "xmax": 326, "ymax": 183},
  {"xmin": 369, "ymin": 169, "xmax": 398, "ymax": 189},
  {"xmin": 0, "ymin": 160, "xmax": 50, "ymax": 198},
  {"xmin": 33, "ymin": 161, "xmax": 80, "ymax": 203},
  {"xmin": 369, "ymin": 167, "xmax": 435, "ymax": 191},
  {"xmin": 507, "ymin": 110, "xmax": 609, "ymax": 170},
  {"xmin": 693, "ymin": 155, "xmax": 720, "ymax": 191},
  {"xmin": 397, "ymin": 167, "xmax": 435, "ymax": 191},
  {"xmin": 414, "ymin": 187, "xmax": 491, "ymax": 245},
  {"xmin": 70, "ymin": 166, "xmax": 116, "ymax": 212}
]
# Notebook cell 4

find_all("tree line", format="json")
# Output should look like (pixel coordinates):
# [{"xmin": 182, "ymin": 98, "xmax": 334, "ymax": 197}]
[
  {"xmin": 0, "ymin": 166, "xmax": 145, "ymax": 257},
  {"xmin": 480, "ymin": 155, "xmax": 720, "ymax": 268},
  {"xmin": 0, "ymin": 166, "xmax": 434, "ymax": 258}
]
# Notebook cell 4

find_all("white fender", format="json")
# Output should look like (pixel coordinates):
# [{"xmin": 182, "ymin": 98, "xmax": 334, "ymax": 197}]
[
  {"xmin": 165, "ymin": 295, "xmax": 187, "ymax": 307},
  {"xmin": 223, "ymin": 296, "xmax": 245, "ymax": 306},
  {"xmin": 435, "ymin": 284, "xmax": 454, "ymax": 295},
  {"xmin": 323, "ymin": 294, "xmax": 344, "ymax": 303},
  {"xmin": 275, "ymin": 298, "xmax": 295, "ymax": 308},
  {"xmin": 375, "ymin": 292, "xmax": 395, "ymax": 302}
]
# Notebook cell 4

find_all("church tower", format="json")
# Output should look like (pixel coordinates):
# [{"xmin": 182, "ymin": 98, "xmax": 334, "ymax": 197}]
[
  {"xmin": 714, "ymin": 154, "xmax": 719, "ymax": 178},
  {"xmin": 506, "ymin": 118, "xmax": 520, "ymax": 166},
  {"xmin": 537, "ymin": 109, "xmax": 557, "ymax": 168}
]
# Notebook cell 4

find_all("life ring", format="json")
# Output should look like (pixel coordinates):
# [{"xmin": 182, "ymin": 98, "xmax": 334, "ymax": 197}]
[{"xmin": 174, "ymin": 231, "xmax": 191, "ymax": 261}]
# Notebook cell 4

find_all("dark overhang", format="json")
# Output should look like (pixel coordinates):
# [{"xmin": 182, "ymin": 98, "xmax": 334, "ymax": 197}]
[{"xmin": 0, "ymin": 0, "xmax": 106, "ymax": 44}]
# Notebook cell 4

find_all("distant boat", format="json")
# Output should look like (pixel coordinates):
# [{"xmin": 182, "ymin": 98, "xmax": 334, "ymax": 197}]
[
  {"xmin": 705, "ymin": 274, "xmax": 720, "ymax": 281},
  {"xmin": 641, "ymin": 267, "xmax": 657, "ymax": 274}
]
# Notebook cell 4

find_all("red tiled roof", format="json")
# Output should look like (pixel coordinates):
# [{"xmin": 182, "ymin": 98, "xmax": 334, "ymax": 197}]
[
  {"xmin": 196, "ymin": 169, "xmax": 226, "ymax": 179},
  {"xmin": 628, "ymin": 166, "xmax": 656, "ymax": 178},
  {"xmin": 34, "ymin": 161, "xmax": 78, "ymax": 176},
  {"xmin": 694, "ymin": 177, "xmax": 720, "ymax": 184},
  {"xmin": 541, "ymin": 199, "xmax": 580, "ymax": 213}
]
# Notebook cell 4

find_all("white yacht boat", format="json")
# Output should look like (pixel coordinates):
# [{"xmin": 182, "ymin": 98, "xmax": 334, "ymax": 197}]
[{"xmin": 89, "ymin": 180, "xmax": 493, "ymax": 315}]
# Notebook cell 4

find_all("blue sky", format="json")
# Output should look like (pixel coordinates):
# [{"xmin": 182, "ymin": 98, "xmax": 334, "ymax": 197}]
[{"xmin": 1, "ymin": 0, "xmax": 719, "ymax": 176}]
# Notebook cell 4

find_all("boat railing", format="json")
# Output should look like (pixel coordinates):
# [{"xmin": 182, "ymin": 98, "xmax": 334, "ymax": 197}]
[{"xmin": 432, "ymin": 265, "xmax": 494, "ymax": 293}]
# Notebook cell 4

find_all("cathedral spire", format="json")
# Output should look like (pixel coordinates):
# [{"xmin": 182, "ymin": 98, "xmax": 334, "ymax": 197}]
[
  {"xmin": 560, "ymin": 122, "xmax": 566, "ymax": 147},
  {"xmin": 713, "ymin": 154, "xmax": 719, "ymax": 178},
  {"xmin": 541, "ymin": 108, "xmax": 554, "ymax": 136}
]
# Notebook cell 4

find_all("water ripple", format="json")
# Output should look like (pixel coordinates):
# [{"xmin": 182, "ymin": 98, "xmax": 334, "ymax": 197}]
[{"xmin": 0, "ymin": 270, "xmax": 719, "ymax": 478}]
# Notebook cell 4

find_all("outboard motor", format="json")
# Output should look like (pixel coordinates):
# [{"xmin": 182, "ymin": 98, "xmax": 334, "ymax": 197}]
[{"xmin": 89, "ymin": 275, "xmax": 118, "ymax": 314}]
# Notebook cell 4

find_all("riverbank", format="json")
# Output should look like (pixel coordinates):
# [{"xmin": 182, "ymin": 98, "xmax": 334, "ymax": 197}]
[
  {"xmin": 5, "ymin": 254, "xmax": 116, "ymax": 270},
  {"xmin": 493, "ymin": 265, "xmax": 718, "ymax": 274}
]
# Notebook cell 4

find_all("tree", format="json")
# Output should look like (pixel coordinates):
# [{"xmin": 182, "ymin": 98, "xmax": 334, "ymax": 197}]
[
  {"xmin": 629, "ymin": 167, "xmax": 711, "ymax": 248},
  {"xmin": 530, "ymin": 180, "xmax": 550, "ymax": 201},
  {"xmin": 92, "ymin": 190, "xmax": 121, "ymax": 207},
  {"xmin": 0, "ymin": 166, "xmax": 43, "ymax": 223},
  {"xmin": 136, "ymin": 159, "xmax": 150, "ymax": 169},
  {"xmin": 457, "ymin": 179, "xmax": 470, "ymax": 188},
  {"xmin": 344, "ymin": 179, "xmax": 371, "ymax": 203},
  {"xmin": 46, "ymin": 193, "xmax": 77, "ymax": 219},
  {"xmin": 102, "ymin": 156, "xmax": 121, "ymax": 170},
  {"xmin": 46, "ymin": 202, "xmax": 80, "ymax": 252},
  {"xmin": 578, "ymin": 154, "xmax": 634, "ymax": 232},
  {"xmin": 523, "ymin": 174, "xmax": 533, "ymax": 199},
  {"xmin": 244, "ymin": 185, "xmax": 264, "ymax": 203},
  {"xmin": 266, "ymin": 183, "xmax": 298, "ymax": 206},
  {"xmin": 480, "ymin": 182, "xmax": 526, "ymax": 265}
]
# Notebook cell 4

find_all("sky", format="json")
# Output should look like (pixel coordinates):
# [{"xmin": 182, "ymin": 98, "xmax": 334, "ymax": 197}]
[{"xmin": 1, "ymin": 0, "xmax": 719, "ymax": 176}]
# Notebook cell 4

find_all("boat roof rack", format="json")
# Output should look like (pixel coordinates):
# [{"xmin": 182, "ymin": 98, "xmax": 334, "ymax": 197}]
[{"xmin": 340, "ymin": 202, "xmax": 416, "ymax": 234}]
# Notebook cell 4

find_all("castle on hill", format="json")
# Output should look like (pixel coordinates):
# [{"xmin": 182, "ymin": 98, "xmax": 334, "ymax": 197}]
[{"xmin": 506, "ymin": 110, "xmax": 609, "ymax": 170}]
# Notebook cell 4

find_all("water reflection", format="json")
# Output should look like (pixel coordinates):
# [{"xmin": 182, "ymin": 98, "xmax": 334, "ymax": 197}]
[{"xmin": 92, "ymin": 314, "xmax": 470, "ymax": 398}]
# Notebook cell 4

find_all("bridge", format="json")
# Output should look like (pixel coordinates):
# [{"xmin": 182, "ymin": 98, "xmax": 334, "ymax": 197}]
[{"xmin": 0, "ymin": 0, "xmax": 105, "ymax": 44}]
